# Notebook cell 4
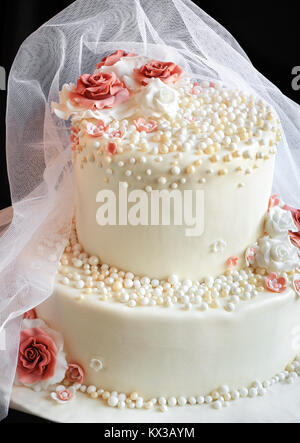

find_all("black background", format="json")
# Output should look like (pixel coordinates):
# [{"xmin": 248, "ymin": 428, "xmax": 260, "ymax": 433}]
[{"xmin": 1, "ymin": 0, "xmax": 299, "ymax": 424}]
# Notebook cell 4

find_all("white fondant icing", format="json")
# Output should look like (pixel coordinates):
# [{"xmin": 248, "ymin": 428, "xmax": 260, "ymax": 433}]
[{"xmin": 36, "ymin": 279, "xmax": 300, "ymax": 399}]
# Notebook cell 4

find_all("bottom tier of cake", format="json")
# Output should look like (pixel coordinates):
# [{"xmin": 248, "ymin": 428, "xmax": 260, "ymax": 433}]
[{"xmin": 36, "ymin": 279, "xmax": 300, "ymax": 402}]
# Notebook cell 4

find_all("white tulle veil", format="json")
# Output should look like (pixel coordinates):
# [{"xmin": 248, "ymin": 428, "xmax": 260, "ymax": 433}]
[{"xmin": 0, "ymin": 0, "xmax": 299, "ymax": 420}]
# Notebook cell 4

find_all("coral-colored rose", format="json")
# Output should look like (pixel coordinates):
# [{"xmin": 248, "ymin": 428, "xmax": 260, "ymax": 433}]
[
  {"xmin": 265, "ymin": 272, "xmax": 287, "ymax": 293},
  {"xmin": 134, "ymin": 118, "xmax": 158, "ymax": 133},
  {"xmin": 70, "ymin": 72, "xmax": 130, "ymax": 110},
  {"xmin": 134, "ymin": 60, "xmax": 184, "ymax": 86},
  {"xmin": 66, "ymin": 364, "xmax": 84, "ymax": 384},
  {"xmin": 17, "ymin": 328, "xmax": 58, "ymax": 385},
  {"xmin": 23, "ymin": 309, "xmax": 37, "ymax": 320},
  {"xmin": 97, "ymin": 49, "xmax": 135, "ymax": 69},
  {"xmin": 284, "ymin": 205, "xmax": 300, "ymax": 249}
]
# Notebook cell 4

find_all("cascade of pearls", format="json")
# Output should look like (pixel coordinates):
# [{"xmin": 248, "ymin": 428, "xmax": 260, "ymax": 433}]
[{"xmin": 57, "ymin": 222, "xmax": 296, "ymax": 313}]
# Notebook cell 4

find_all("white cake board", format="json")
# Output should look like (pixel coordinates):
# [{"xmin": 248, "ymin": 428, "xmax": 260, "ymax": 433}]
[{"xmin": 10, "ymin": 380, "xmax": 300, "ymax": 423}]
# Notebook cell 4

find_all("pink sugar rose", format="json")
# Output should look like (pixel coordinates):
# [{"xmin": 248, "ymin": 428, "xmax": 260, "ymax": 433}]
[
  {"xmin": 70, "ymin": 71, "xmax": 130, "ymax": 110},
  {"xmin": 134, "ymin": 60, "xmax": 184, "ymax": 86},
  {"xmin": 66, "ymin": 363, "xmax": 84, "ymax": 384},
  {"xmin": 134, "ymin": 118, "xmax": 158, "ymax": 133},
  {"xmin": 284, "ymin": 205, "xmax": 300, "ymax": 249},
  {"xmin": 16, "ymin": 319, "xmax": 67, "ymax": 389},
  {"xmin": 17, "ymin": 328, "xmax": 58, "ymax": 385},
  {"xmin": 96, "ymin": 49, "xmax": 135, "ymax": 69}
]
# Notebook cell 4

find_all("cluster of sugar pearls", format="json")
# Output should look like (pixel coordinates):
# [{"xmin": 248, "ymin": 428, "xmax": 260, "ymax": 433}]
[
  {"xmin": 77, "ymin": 80, "xmax": 280, "ymax": 163},
  {"xmin": 58, "ymin": 223, "xmax": 292, "ymax": 313},
  {"xmin": 64, "ymin": 355, "xmax": 300, "ymax": 412}
]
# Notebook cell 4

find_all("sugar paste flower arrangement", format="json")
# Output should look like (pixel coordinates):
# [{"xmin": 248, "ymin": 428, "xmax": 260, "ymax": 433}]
[
  {"xmin": 52, "ymin": 49, "xmax": 185, "ymax": 151},
  {"xmin": 246, "ymin": 195, "xmax": 300, "ymax": 296},
  {"xmin": 16, "ymin": 311, "xmax": 85, "ymax": 404}
]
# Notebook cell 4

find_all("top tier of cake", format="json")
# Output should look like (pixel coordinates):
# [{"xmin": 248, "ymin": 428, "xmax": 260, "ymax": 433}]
[{"xmin": 52, "ymin": 51, "xmax": 281, "ymax": 280}]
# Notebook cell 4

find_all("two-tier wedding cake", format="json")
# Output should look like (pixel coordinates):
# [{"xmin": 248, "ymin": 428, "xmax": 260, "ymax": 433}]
[{"xmin": 16, "ymin": 50, "xmax": 300, "ymax": 412}]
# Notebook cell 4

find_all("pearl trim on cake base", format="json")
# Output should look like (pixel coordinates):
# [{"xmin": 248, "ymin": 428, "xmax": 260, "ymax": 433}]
[{"xmin": 54, "ymin": 355, "xmax": 300, "ymax": 412}]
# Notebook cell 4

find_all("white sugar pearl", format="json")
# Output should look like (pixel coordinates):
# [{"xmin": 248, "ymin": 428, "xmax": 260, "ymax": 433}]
[
  {"xmin": 171, "ymin": 166, "xmax": 181, "ymax": 175},
  {"xmin": 153, "ymin": 288, "xmax": 163, "ymax": 297},
  {"xmin": 87, "ymin": 385, "xmax": 97, "ymax": 394},
  {"xmin": 140, "ymin": 297, "xmax": 150, "ymax": 306},
  {"xmin": 88, "ymin": 256, "xmax": 99, "ymax": 266},
  {"xmin": 158, "ymin": 177, "xmax": 167, "ymax": 185},
  {"xmin": 144, "ymin": 401, "xmax": 154, "ymax": 410},
  {"xmin": 204, "ymin": 276, "xmax": 214, "ymax": 288},
  {"xmin": 136, "ymin": 398, "xmax": 144, "ymax": 409},
  {"xmin": 177, "ymin": 396, "xmax": 187, "ymax": 406},
  {"xmin": 219, "ymin": 385, "xmax": 230, "ymax": 395},
  {"xmin": 133, "ymin": 280, "xmax": 141, "ymax": 289},
  {"xmin": 197, "ymin": 396, "xmax": 205, "ymax": 405},
  {"xmin": 124, "ymin": 279, "xmax": 133, "ymax": 289},
  {"xmin": 225, "ymin": 303, "xmax": 235, "ymax": 312},
  {"xmin": 61, "ymin": 277, "xmax": 70, "ymax": 285},
  {"xmin": 151, "ymin": 279, "xmax": 160, "ymax": 288},
  {"xmin": 258, "ymin": 388, "xmax": 267, "ymax": 396},
  {"xmin": 158, "ymin": 397, "xmax": 166, "ymax": 405},
  {"xmin": 248, "ymin": 388, "xmax": 258, "ymax": 398},
  {"xmin": 212, "ymin": 401, "xmax": 222, "ymax": 410},
  {"xmin": 252, "ymin": 381, "xmax": 263, "ymax": 390},
  {"xmin": 231, "ymin": 390, "xmax": 240, "ymax": 401},
  {"xmin": 159, "ymin": 405, "xmax": 168, "ymax": 413},
  {"xmin": 188, "ymin": 396, "xmax": 197, "ymax": 405},
  {"xmin": 168, "ymin": 274, "xmax": 179, "ymax": 285},
  {"xmin": 130, "ymin": 392, "xmax": 139, "ymax": 401},
  {"xmin": 138, "ymin": 288, "xmax": 146, "ymax": 297},
  {"xmin": 75, "ymin": 280, "xmax": 85, "ymax": 289},
  {"xmin": 239, "ymin": 388, "xmax": 248, "ymax": 398},
  {"xmin": 200, "ymin": 302, "xmax": 209, "ymax": 311},
  {"xmin": 141, "ymin": 277, "xmax": 150, "ymax": 285},
  {"xmin": 205, "ymin": 396, "xmax": 213, "ymax": 404},
  {"xmin": 118, "ymin": 400, "xmax": 126, "ymax": 409},
  {"xmin": 108, "ymin": 396, "xmax": 119, "ymax": 407},
  {"xmin": 168, "ymin": 397, "xmax": 177, "ymax": 407},
  {"xmin": 263, "ymin": 380, "xmax": 271, "ymax": 388}
]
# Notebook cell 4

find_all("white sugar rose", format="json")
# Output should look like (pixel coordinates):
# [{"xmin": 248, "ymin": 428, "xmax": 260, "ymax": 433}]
[
  {"xmin": 265, "ymin": 206, "xmax": 298, "ymax": 237},
  {"xmin": 255, "ymin": 235, "xmax": 300, "ymax": 273},
  {"xmin": 136, "ymin": 78, "xmax": 179, "ymax": 118}
]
